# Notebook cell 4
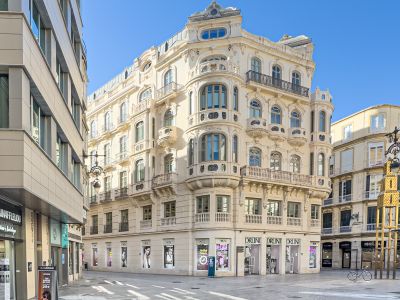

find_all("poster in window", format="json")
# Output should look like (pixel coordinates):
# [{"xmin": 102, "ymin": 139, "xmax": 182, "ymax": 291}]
[
  {"xmin": 142, "ymin": 246, "xmax": 151, "ymax": 269},
  {"xmin": 121, "ymin": 246, "xmax": 127, "ymax": 268},
  {"xmin": 309, "ymin": 246, "xmax": 317, "ymax": 268},
  {"xmin": 164, "ymin": 245, "xmax": 174, "ymax": 269},
  {"xmin": 216, "ymin": 241, "xmax": 230, "ymax": 271},
  {"xmin": 106, "ymin": 246, "xmax": 112, "ymax": 267},
  {"xmin": 196, "ymin": 244, "xmax": 209, "ymax": 270},
  {"xmin": 92, "ymin": 247, "xmax": 98, "ymax": 267}
]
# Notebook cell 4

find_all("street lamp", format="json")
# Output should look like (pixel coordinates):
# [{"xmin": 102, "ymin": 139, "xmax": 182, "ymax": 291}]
[{"xmin": 84, "ymin": 151, "xmax": 106, "ymax": 193}]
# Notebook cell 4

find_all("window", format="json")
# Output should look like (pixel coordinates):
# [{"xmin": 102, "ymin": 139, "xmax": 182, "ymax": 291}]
[
  {"xmin": 329, "ymin": 155, "xmax": 335, "ymax": 175},
  {"xmin": 139, "ymin": 88, "xmax": 152, "ymax": 102},
  {"xmin": 366, "ymin": 174, "xmax": 383, "ymax": 198},
  {"xmin": 319, "ymin": 111, "xmax": 326, "ymax": 132},
  {"xmin": 143, "ymin": 205, "xmax": 152, "ymax": 220},
  {"xmin": 249, "ymin": 147, "xmax": 262, "ymax": 167},
  {"xmin": 56, "ymin": 59, "xmax": 67, "ymax": 98},
  {"xmin": 152, "ymin": 117, "xmax": 155, "ymax": 139},
  {"xmin": 164, "ymin": 69, "xmax": 173, "ymax": 87},
  {"xmin": 188, "ymin": 139, "xmax": 194, "ymax": 166},
  {"xmin": 135, "ymin": 159, "xmax": 145, "ymax": 182},
  {"xmin": 92, "ymin": 215, "xmax": 98, "ymax": 227},
  {"xmin": 189, "ymin": 91, "xmax": 193, "ymax": 115},
  {"xmin": 292, "ymin": 72, "xmax": 301, "ymax": 86},
  {"xmin": 290, "ymin": 155, "xmax": 301, "ymax": 173},
  {"xmin": 287, "ymin": 202, "xmax": 300, "ymax": 218},
  {"xmin": 59, "ymin": 0, "xmax": 68, "ymax": 22},
  {"xmin": 119, "ymin": 135, "xmax": 127, "ymax": 155},
  {"xmin": 339, "ymin": 179, "xmax": 352, "ymax": 199},
  {"xmin": 103, "ymin": 143, "xmax": 111, "ymax": 165},
  {"xmin": 201, "ymin": 28, "xmax": 226, "ymax": 40},
  {"xmin": 270, "ymin": 152, "xmax": 282, "ymax": 171},
  {"xmin": 323, "ymin": 213, "xmax": 332, "ymax": 228},
  {"xmin": 311, "ymin": 205, "xmax": 319, "ymax": 219},
  {"xmin": 368, "ymin": 142, "xmax": 384, "ymax": 166},
  {"xmin": 164, "ymin": 154, "xmax": 174, "ymax": 173},
  {"xmin": 164, "ymin": 201, "xmax": 176, "ymax": 218},
  {"xmin": 71, "ymin": 98, "xmax": 80, "ymax": 130},
  {"xmin": 71, "ymin": 158, "xmax": 80, "ymax": 188},
  {"xmin": 340, "ymin": 149, "xmax": 353, "ymax": 173},
  {"xmin": 272, "ymin": 65, "xmax": 281, "ymax": 80},
  {"xmin": 119, "ymin": 171, "xmax": 127, "ymax": 188},
  {"xmin": 245, "ymin": 198, "xmax": 261, "ymax": 215},
  {"xmin": 367, "ymin": 206, "xmax": 377, "ymax": 224},
  {"xmin": 267, "ymin": 200, "xmax": 281, "ymax": 216},
  {"xmin": 310, "ymin": 152, "xmax": 314, "ymax": 175},
  {"xmin": 200, "ymin": 133, "xmax": 226, "ymax": 161},
  {"xmin": 196, "ymin": 196, "xmax": 210, "ymax": 213},
  {"xmin": 90, "ymin": 120, "xmax": 97, "ymax": 138},
  {"xmin": 251, "ymin": 57, "xmax": 261, "ymax": 73},
  {"xmin": 104, "ymin": 176, "xmax": 111, "ymax": 192},
  {"xmin": 105, "ymin": 212, "xmax": 112, "ymax": 226},
  {"xmin": 340, "ymin": 210, "xmax": 351, "ymax": 227},
  {"xmin": 200, "ymin": 84, "xmax": 227, "ymax": 110},
  {"xmin": 370, "ymin": 114, "xmax": 385, "ymax": 131},
  {"xmin": 104, "ymin": 111, "xmax": 112, "ymax": 131},
  {"xmin": 216, "ymin": 195, "xmax": 230, "ymax": 213},
  {"xmin": 121, "ymin": 209, "xmax": 128, "ymax": 222},
  {"xmin": 311, "ymin": 110, "xmax": 315, "ymax": 132},
  {"xmin": 233, "ymin": 87, "xmax": 238, "ymax": 111},
  {"xmin": 249, "ymin": 99, "xmax": 262, "ymax": 118},
  {"xmin": 270, "ymin": 105, "xmax": 281, "ymax": 124},
  {"xmin": 143, "ymin": 61, "xmax": 151, "ymax": 72},
  {"xmin": 30, "ymin": 0, "xmax": 46, "ymax": 55},
  {"xmin": 318, "ymin": 153, "xmax": 325, "ymax": 176},
  {"xmin": 31, "ymin": 97, "xmax": 50, "ymax": 152},
  {"xmin": 290, "ymin": 111, "xmax": 301, "ymax": 128},
  {"xmin": 135, "ymin": 121, "xmax": 144, "ymax": 142},
  {"xmin": 0, "ymin": 75, "xmax": 9, "ymax": 128},
  {"xmin": 56, "ymin": 135, "xmax": 67, "ymax": 173},
  {"xmin": 343, "ymin": 124, "xmax": 352, "ymax": 140},
  {"xmin": 0, "ymin": 0, "xmax": 8, "ymax": 11},
  {"xmin": 31, "ymin": 98, "xmax": 40, "ymax": 144},
  {"xmin": 120, "ymin": 102, "xmax": 127, "ymax": 123},
  {"xmin": 232, "ymin": 135, "xmax": 238, "ymax": 163},
  {"xmin": 164, "ymin": 109, "xmax": 174, "ymax": 127}
]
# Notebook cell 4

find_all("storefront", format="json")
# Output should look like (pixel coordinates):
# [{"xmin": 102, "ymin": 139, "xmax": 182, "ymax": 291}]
[
  {"xmin": 285, "ymin": 238, "xmax": 300, "ymax": 274},
  {"xmin": 266, "ymin": 237, "xmax": 281, "ymax": 274},
  {"xmin": 309, "ymin": 242, "xmax": 318, "ymax": 269},
  {"xmin": 0, "ymin": 200, "xmax": 22, "ymax": 300},
  {"xmin": 215, "ymin": 239, "xmax": 230, "ymax": 272},
  {"xmin": 244, "ymin": 237, "xmax": 261, "ymax": 275},
  {"xmin": 163, "ymin": 239, "xmax": 175, "ymax": 269},
  {"xmin": 195, "ymin": 239, "xmax": 209, "ymax": 271},
  {"xmin": 322, "ymin": 242, "xmax": 333, "ymax": 267},
  {"xmin": 339, "ymin": 241, "xmax": 352, "ymax": 268}
]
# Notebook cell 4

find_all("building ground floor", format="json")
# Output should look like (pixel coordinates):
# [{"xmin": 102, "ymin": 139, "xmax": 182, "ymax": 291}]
[
  {"xmin": 0, "ymin": 198, "xmax": 83, "ymax": 300},
  {"xmin": 83, "ymin": 230, "xmax": 321, "ymax": 276},
  {"xmin": 321, "ymin": 236, "xmax": 400, "ymax": 270}
]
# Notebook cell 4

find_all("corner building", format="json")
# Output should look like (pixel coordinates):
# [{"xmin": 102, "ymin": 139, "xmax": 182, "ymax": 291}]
[
  {"xmin": 0, "ymin": 0, "xmax": 87, "ymax": 298},
  {"xmin": 321, "ymin": 104, "xmax": 400, "ymax": 269},
  {"xmin": 84, "ymin": 2, "xmax": 333, "ymax": 276}
]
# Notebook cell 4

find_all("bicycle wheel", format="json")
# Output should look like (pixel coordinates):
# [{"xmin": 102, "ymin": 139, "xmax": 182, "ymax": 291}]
[
  {"xmin": 347, "ymin": 271, "xmax": 357, "ymax": 281},
  {"xmin": 362, "ymin": 271, "xmax": 372, "ymax": 281}
]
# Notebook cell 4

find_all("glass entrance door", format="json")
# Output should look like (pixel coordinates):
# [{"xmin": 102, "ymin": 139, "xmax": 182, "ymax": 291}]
[
  {"xmin": 342, "ymin": 250, "xmax": 351, "ymax": 268},
  {"xmin": 244, "ymin": 244, "xmax": 260, "ymax": 275}
]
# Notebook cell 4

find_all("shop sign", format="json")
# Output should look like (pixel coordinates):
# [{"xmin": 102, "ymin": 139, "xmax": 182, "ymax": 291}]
[
  {"xmin": 0, "ymin": 208, "xmax": 21, "ymax": 225},
  {"xmin": 267, "ymin": 237, "xmax": 281, "ymax": 245},
  {"xmin": 61, "ymin": 224, "xmax": 68, "ymax": 249},
  {"xmin": 339, "ymin": 241, "xmax": 351, "ymax": 249},
  {"xmin": 361, "ymin": 241, "xmax": 375, "ymax": 248},
  {"xmin": 322, "ymin": 242, "xmax": 333, "ymax": 249},
  {"xmin": 49, "ymin": 219, "xmax": 61, "ymax": 246},
  {"xmin": 38, "ymin": 266, "xmax": 58, "ymax": 300},
  {"xmin": 245, "ymin": 237, "xmax": 261, "ymax": 244},
  {"xmin": 0, "ymin": 222, "xmax": 17, "ymax": 236},
  {"xmin": 286, "ymin": 238, "xmax": 300, "ymax": 245}
]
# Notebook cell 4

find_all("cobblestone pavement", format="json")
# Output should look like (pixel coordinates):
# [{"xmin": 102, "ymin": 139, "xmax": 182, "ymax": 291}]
[{"xmin": 59, "ymin": 270, "xmax": 400, "ymax": 300}]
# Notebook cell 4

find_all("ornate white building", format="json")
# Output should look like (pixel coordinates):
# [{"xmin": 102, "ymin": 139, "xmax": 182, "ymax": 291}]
[{"xmin": 83, "ymin": 2, "xmax": 333, "ymax": 276}]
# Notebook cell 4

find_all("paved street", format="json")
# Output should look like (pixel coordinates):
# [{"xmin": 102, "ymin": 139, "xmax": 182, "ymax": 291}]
[{"xmin": 59, "ymin": 270, "xmax": 400, "ymax": 300}]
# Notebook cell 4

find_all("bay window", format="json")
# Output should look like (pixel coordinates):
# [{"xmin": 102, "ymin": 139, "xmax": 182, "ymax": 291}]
[
  {"xmin": 200, "ymin": 84, "xmax": 227, "ymax": 110},
  {"xmin": 200, "ymin": 133, "xmax": 226, "ymax": 162}
]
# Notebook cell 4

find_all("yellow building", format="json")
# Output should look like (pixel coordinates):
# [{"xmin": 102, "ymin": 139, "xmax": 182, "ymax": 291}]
[{"xmin": 84, "ymin": 2, "xmax": 333, "ymax": 276}]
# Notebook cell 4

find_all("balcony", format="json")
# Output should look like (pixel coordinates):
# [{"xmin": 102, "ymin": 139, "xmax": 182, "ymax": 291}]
[
  {"xmin": 115, "ymin": 151, "xmax": 130, "ymax": 165},
  {"xmin": 339, "ymin": 226, "xmax": 352, "ymax": 233},
  {"xmin": 189, "ymin": 109, "xmax": 239, "ymax": 126},
  {"xmin": 246, "ymin": 70, "xmax": 309, "ymax": 98},
  {"xmin": 90, "ymin": 226, "xmax": 98, "ymax": 235},
  {"xmin": 365, "ymin": 224, "xmax": 376, "ymax": 232},
  {"xmin": 119, "ymin": 222, "xmax": 129, "ymax": 232},
  {"xmin": 156, "ymin": 82, "xmax": 179, "ymax": 104},
  {"xmin": 321, "ymin": 228, "xmax": 333, "ymax": 235},
  {"xmin": 215, "ymin": 212, "xmax": 231, "ymax": 222},
  {"xmin": 152, "ymin": 173, "xmax": 177, "ymax": 196},
  {"xmin": 246, "ymin": 118, "xmax": 268, "ymax": 138},
  {"xmin": 287, "ymin": 217, "xmax": 301, "ymax": 226},
  {"xmin": 161, "ymin": 217, "xmax": 176, "ymax": 226},
  {"xmin": 132, "ymin": 99, "xmax": 152, "ymax": 115},
  {"xmin": 267, "ymin": 216, "xmax": 282, "ymax": 225},
  {"xmin": 245, "ymin": 214, "xmax": 262, "ymax": 224},
  {"xmin": 99, "ymin": 191, "xmax": 112, "ymax": 203},
  {"xmin": 311, "ymin": 219, "xmax": 320, "ymax": 227},
  {"xmin": 268, "ymin": 124, "xmax": 286, "ymax": 142},
  {"xmin": 339, "ymin": 194, "xmax": 352, "ymax": 203},
  {"xmin": 132, "ymin": 140, "xmax": 150, "ymax": 154},
  {"xmin": 114, "ymin": 187, "xmax": 128, "ymax": 199},
  {"xmin": 130, "ymin": 180, "xmax": 152, "ymax": 199},
  {"xmin": 365, "ymin": 191, "xmax": 380, "ymax": 200},
  {"xmin": 103, "ymin": 224, "xmax": 112, "ymax": 234},
  {"xmin": 288, "ymin": 128, "xmax": 307, "ymax": 147},
  {"xmin": 140, "ymin": 220, "xmax": 152, "ymax": 229},
  {"xmin": 101, "ymin": 124, "xmax": 115, "ymax": 136},
  {"xmin": 157, "ymin": 126, "xmax": 177, "ymax": 147},
  {"xmin": 195, "ymin": 213, "xmax": 210, "ymax": 223}
]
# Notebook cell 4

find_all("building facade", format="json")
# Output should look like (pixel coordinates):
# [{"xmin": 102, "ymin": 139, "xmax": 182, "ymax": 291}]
[
  {"xmin": 321, "ymin": 104, "xmax": 400, "ymax": 270},
  {"xmin": 84, "ymin": 2, "xmax": 333, "ymax": 277},
  {"xmin": 0, "ymin": 0, "xmax": 87, "ymax": 299}
]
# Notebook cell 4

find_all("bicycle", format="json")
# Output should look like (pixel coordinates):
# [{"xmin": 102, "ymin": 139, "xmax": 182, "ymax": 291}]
[{"xmin": 347, "ymin": 267, "xmax": 372, "ymax": 281}]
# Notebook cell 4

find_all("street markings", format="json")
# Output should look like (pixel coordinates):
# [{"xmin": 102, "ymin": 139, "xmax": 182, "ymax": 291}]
[
  {"xmin": 152, "ymin": 284, "xmax": 166, "ymax": 288},
  {"xmin": 103, "ymin": 280, "xmax": 114, "ymax": 285},
  {"xmin": 127, "ymin": 289, "xmax": 150, "ymax": 299},
  {"xmin": 173, "ymin": 288, "xmax": 196, "ymax": 295},
  {"xmin": 155, "ymin": 295, "xmax": 172, "ymax": 300},
  {"xmin": 114, "ymin": 280, "xmax": 124, "ymax": 285},
  {"xmin": 208, "ymin": 291, "xmax": 248, "ymax": 300},
  {"xmin": 160, "ymin": 293, "xmax": 184, "ymax": 300},
  {"xmin": 299, "ymin": 291, "xmax": 398, "ymax": 299},
  {"xmin": 126, "ymin": 283, "xmax": 140, "ymax": 289},
  {"xmin": 92, "ymin": 285, "xmax": 114, "ymax": 295}
]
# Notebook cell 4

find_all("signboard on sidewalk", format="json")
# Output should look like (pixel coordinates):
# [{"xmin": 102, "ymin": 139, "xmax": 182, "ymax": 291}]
[{"xmin": 38, "ymin": 266, "xmax": 58, "ymax": 300}]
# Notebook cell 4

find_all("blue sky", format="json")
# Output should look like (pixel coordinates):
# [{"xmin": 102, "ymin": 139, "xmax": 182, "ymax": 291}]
[{"xmin": 83, "ymin": 0, "xmax": 400, "ymax": 121}]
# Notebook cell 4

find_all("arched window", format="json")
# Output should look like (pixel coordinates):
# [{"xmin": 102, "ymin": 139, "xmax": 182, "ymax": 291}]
[
  {"xmin": 251, "ymin": 57, "xmax": 262, "ymax": 73},
  {"xmin": 233, "ymin": 87, "xmax": 238, "ymax": 111},
  {"xmin": 318, "ymin": 153, "xmax": 325, "ymax": 176},
  {"xmin": 90, "ymin": 120, "xmax": 97, "ymax": 138},
  {"xmin": 272, "ymin": 65, "xmax": 281, "ymax": 79},
  {"xmin": 249, "ymin": 99, "xmax": 262, "ymax": 118},
  {"xmin": 188, "ymin": 139, "xmax": 194, "ymax": 166},
  {"xmin": 271, "ymin": 105, "xmax": 282, "ymax": 124},
  {"xmin": 200, "ymin": 84, "xmax": 227, "ymax": 110},
  {"xmin": 164, "ymin": 69, "xmax": 173, "ymax": 87},
  {"xmin": 104, "ymin": 111, "xmax": 111, "ymax": 131},
  {"xmin": 290, "ymin": 155, "xmax": 301, "ymax": 173},
  {"xmin": 232, "ymin": 135, "xmax": 238, "ymax": 163},
  {"xmin": 164, "ymin": 109, "xmax": 174, "ymax": 127},
  {"xmin": 249, "ymin": 147, "xmax": 262, "ymax": 167},
  {"xmin": 270, "ymin": 152, "xmax": 282, "ymax": 171},
  {"xmin": 135, "ymin": 159, "xmax": 145, "ymax": 182},
  {"xmin": 200, "ymin": 133, "xmax": 226, "ymax": 162},
  {"xmin": 292, "ymin": 72, "xmax": 301, "ymax": 86},
  {"xmin": 189, "ymin": 91, "xmax": 193, "ymax": 115},
  {"xmin": 139, "ymin": 88, "xmax": 152, "ymax": 102},
  {"xmin": 135, "ymin": 121, "xmax": 144, "ymax": 142},
  {"xmin": 164, "ymin": 154, "xmax": 174, "ymax": 173},
  {"xmin": 319, "ymin": 111, "xmax": 326, "ymax": 132},
  {"xmin": 143, "ymin": 61, "xmax": 151, "ymax": 72},
  {"xmin": 120, "ymin": 102, "xmax": 127, "ymax": 123},
  {"xmin": 290, "ymin": 111, "xmax": 301, "ymax": 128}
]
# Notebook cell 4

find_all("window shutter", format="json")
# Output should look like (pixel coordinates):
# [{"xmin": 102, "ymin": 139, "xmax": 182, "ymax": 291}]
[
  {"xmin": 366, "ymin": 175, "xmax": 370, "ymax": 192},
  {"xmin": 339, "ymin": 182, "xmax": 343, "ymax": 196}
]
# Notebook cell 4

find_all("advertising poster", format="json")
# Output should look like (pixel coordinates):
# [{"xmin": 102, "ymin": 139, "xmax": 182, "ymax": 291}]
[
  {"xmin": 49, "ymin": 219, "xmax": 61, "ymax": 246},
  {"xmin": 216, "ymin": 241, "xmax": 229, "ymax": 270},
  {"xmin": 164, "ymin": 245, "xmax": 174, "ymax": 269},
  {"xmin": 309, "ymin": 246, "xmax": 317, "ymax": 268},
  {"xmin": 142, "ymin": 246, "xmax": 151, "ymax": 269},
  {"xmin": 121, "ymin": 245, "xmax": 127, "ymax": 268},
  {"xmin": 196, "ymin": 244, "xmax": 209, "ymax": 270},
  {"xmin": 38, "ymin": 266, "xmax": 57, "ymax": 300},
  {"xmin": 0, "ymin": 258, "xmax": 10, "ymax": 300}
]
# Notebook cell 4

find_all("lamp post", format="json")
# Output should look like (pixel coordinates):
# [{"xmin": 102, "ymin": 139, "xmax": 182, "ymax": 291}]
[{"xmin": 85, "ymin": 151, "xmax": 106, "ymax": 194}]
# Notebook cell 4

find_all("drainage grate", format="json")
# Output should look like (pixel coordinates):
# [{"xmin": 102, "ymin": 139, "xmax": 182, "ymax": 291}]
[{"xmin": 191, "ymin": 287, "xmax": 200, "ymax": 290}]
